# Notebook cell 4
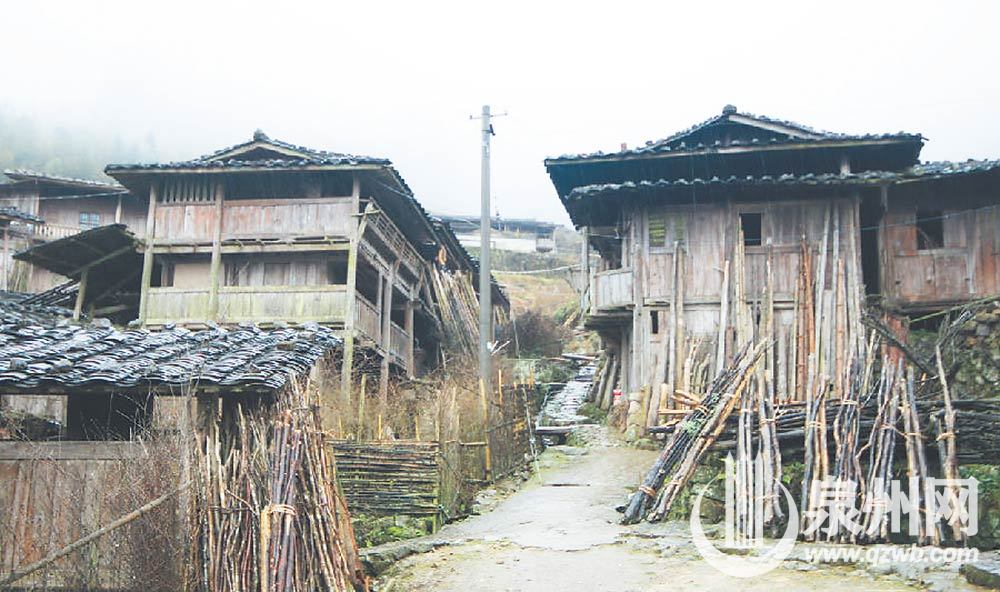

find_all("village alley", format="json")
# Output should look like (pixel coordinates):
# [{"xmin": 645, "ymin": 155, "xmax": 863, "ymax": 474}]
[{"xmin": 373, "ymin": 436, "xmax": 931, "ymax": 592}]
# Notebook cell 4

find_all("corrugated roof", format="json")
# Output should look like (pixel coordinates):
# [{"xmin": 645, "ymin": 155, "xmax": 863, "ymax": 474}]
[
  {"xmin": 0, "ymin": 301, "xmax": 342, "ymax": 392},
  {"xmin": 565, "ymin": 159, "xmax": 1000, "ymax": 201}
]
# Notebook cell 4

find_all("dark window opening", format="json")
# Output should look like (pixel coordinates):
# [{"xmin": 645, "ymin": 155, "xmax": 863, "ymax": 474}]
[
  {"xmin": 66, "ymin": 393, "xmax": 152, "ymax": 440},
  {"xmin": 651, "ymin": 311, "xmax": 660, "ymax": 335},
  {"xmin": 150, "ymin": 262, "xmax": 166, "ymax": 287},
  {"xmin": 916, "ymin": 210, "xmax": 944, "ymax": 250},
  {"xmin": 391, "ymin": 299, "xmax": 406, "ymax": 326},
  {"xmin": 740, "ymin": 213, "xmax": 762, "ymax": 247},
  {"xmin": 225, "ymin": 261, "xmax": 249, "ymax": 286},
  {"xmin": 327, "ymin": 257, "xmax": 349, "ymax": 284},
  {"xmin": 859, "ymin": 195, "xmax": 882, "ymax": 295}
]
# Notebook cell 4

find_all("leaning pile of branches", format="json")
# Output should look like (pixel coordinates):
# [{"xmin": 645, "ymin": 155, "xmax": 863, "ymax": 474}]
[
  {"xmin": 194, "ymin": 380, "xmax": 368, "ymax": 592},
  {"xmin": 622, "ymin": 342, "xmax": 766, "ymax": 523},
  {"xmin": 428, "ymin": 266, "xmax": 479, "ymax": 355}
]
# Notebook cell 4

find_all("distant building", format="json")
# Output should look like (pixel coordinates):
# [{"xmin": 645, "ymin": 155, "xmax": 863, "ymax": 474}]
[
  {"xmin": 437, "ymin": 214, "xmax": 557, "ymax": 253},
  {"xmin": 0, "ymin": 170, "xmax": 141, "ymax": 291}
]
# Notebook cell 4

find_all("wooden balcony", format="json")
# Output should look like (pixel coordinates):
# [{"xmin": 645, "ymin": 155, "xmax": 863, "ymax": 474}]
[
  {"xmin": 146, "ymin": 285, "xmax": 349, "ymax": 326},
  {"xmin": 592, "ymin": 268, "xmax": 633, "ymax": 311},
  {"xmin": 388, "ymin": 321, "xmax": 410, "ymax": 366},
  {"xmin": 354, "ymin": 295, "xmax": 381, "ymax": 343},
  {"xmin": 144, "ymin": 287, "xmax": 413, "ymax": 369}
]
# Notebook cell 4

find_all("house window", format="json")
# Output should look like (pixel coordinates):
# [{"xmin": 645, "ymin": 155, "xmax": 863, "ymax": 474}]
[
  {"xmin": 916, "ymin": 210, "xmax": 944, "ymax": 250},
  {"xmin": 740, "ymin": 213, "xmax": 762, "ymax": 247},
  {"xmin": 79, "ymin": 211, "xmax": 101, "ymax": 229},
  {"xmin": 651, "ymin": 310, "xmax": 660, "ymax": 335}
]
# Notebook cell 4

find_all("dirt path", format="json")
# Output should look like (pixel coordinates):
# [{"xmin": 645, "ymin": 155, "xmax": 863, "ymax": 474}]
[{"xmin": 376, "ymin": 442, "xmax": 928, "ymax": 592}]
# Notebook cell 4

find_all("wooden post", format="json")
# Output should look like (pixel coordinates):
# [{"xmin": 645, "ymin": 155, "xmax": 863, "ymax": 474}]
[
  {"xmin": 208, "ymin": 179, "xmax": 225, "ymax": 320},
  {"xmin": 404, "ymin": 300, "xmax": 415, "ymax": 377},
  {"xmin": 137, "ymin": 181, "xmax": 158, "ymax": 326},
  {"xmin": 580, "ymin": 225, "xmax": 590, "ymax": 314},
  {"xmin": 114, "ymin": 194, "xmax": 123, "ymax": 224},
  {"xmin": 379, "ymin": 262, "xmax": 398, "ymax": 400},
  {"xmin": 340, "ymin": 175, "xmax": 366, "ymax": 403},
  {"xmin": 2, "ymin": 225, "xmax": 9, "ymax": 292},
  {"xmin": 357, "ymin": 374, "xmax": 367, "ymax": 440},
  {"xmin": 73, "ymin": 268, "xmax": 89, "ymax": 321}
]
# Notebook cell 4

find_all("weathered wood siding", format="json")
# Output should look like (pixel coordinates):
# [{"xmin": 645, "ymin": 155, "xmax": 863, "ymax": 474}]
[
  {"xmin": 146, "ymin": 286, "xmax": 349, "ymax": 325},
  {"xmin": 592, "ymin": 268, "xmax": 633, "ymax": 310},
  {"xmin": 223, "ymin": 197, "xmax": 355, "ymax": 240},
  {"xmin": 0, "ymin": 442, "xmax": 179, "ymax": 590},
  {"xmin": 605, "ymin": 197, "xmax": 861, "ymax": 402},
  {"xmin": 154, "ymin": 203, "xmax": 216, "ymax": 243},
  {"xmin": 882, "ymin": 203, "xmax": 1000, "ymax": 308},
  {"xmin": 153, "ymin": 197, "xmax": 355, "ymax": 246}
]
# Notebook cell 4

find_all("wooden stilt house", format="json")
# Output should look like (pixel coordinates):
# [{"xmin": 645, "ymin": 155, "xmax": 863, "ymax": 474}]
[{"xmin": 546, "ymin": 106, "xmax": 1000, "ymax": 427}]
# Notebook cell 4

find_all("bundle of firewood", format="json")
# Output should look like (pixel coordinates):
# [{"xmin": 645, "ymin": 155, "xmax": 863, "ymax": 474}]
[
  {"xmin": 621, "ymin": 341, "xmax": 766, "ymax": 524},
  {"xmin": 195, "ymin": 381, "xmax": 367, "ymax": 592}
]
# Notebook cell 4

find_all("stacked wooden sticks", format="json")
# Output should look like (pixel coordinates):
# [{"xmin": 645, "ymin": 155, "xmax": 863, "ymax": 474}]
[
  {"xmin": 195, "ymin": 382, "xmax": 367, "ymax": 592},
  {"xmin": 428, "ymin": 267, "xmax": 480, "ymax": 355},
  {"xmin": 621, "ymin": 341, "xmax": 766, "ymax": 524}
]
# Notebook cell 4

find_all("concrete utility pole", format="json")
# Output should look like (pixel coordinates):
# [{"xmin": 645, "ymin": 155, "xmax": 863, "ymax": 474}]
[{"xmin": 479, "ymin": 105, "xmax": 493, "ymax": 390}]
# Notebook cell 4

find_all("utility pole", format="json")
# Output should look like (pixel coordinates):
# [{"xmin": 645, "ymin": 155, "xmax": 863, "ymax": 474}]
[{"xmin": 479, "ymin": 105, "xmax": 493, "ymax": 392}]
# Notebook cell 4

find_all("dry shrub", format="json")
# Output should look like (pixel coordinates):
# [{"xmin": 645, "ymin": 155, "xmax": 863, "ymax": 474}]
[{"xmin": 500, "ymin": 309, "xmax": 570, "ymax": 358}]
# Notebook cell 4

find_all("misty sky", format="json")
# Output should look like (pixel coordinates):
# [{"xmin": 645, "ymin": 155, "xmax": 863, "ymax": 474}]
[{"xmin": 2, "ymin": 1, "xmax": 999, "ymax": 225}]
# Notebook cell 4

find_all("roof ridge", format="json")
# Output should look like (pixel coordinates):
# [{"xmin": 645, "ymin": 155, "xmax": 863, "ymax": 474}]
[
  {"xmin": 196, "ymin": 132, "xmax": 380, "ymax": 164},
  {"xmin": 547, "ymin": 108, "xmax": 922, "ymax": 163}
]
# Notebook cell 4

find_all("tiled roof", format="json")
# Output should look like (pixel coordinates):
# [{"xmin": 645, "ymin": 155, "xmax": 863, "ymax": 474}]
[
  {"xmin": 565, "ymin": 159, "xmax": 1000, "ymax": 200},
  {"xmin": 0, "ymin": 205, "xmax": 43, "ymax": 224},
  {"xmin": 104, "ymin": 155, "xmax": 390, "ymax": 172},
  {"xmin": 546, "ymin": 107, "xmax": 922, "ymax": 163},
  {"xmin": 2, "ymin": 169, "xmax": 125, "ymax": 191},
  {"xmin": 0, "ymin": 301, "xmax": 342, "ymax": 392},
  {"xmin": 105, "ymin": 131, "xmax": 390, "ymax": 172}
]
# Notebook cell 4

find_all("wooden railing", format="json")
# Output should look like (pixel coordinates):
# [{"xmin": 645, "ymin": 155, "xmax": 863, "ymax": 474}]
[
  {"xmin": 354, "ymin": 295, "xmax": 381, "ymax": 343},
  {"xmin": 389, "ymin": 321, "xmax": 409, "ymax": 364},
  {"xmin": 592, "ymin": 268, "xmax": 633, "ymax": 311},
  {"xmin": 33, "ymin": 224, "xmax": 84, "ymax": 240},
  {"xmin": 218, "ymin": 286, "xmax": 348, "ymax": 324},
  {"xmin": 145, "ymin": 285, "xmax": 349, "ymax": 326}
]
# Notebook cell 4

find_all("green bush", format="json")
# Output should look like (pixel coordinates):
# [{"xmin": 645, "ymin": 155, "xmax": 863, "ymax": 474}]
[{"xmin": 352, "ymin": 514, "xmax": 429, "ymax": 548}]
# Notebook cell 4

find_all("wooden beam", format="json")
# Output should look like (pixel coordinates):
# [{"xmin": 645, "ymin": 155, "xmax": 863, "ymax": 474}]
[
  {"xmin": 340, "ymin": 175, "xmax": 368, "ymax": 402},
  {"xmin": 404, "ymin": 299, "xmax": 415, "ymax": 377},
  {"xmin": 65, "ymin": 244, "xmax": 136, "ymax": 278},
  {"xmin": 2, "ymin": 226, "xmax": 8, "ymax": 292},
  {"xmin": 208, "ymin": 179, "xmax": 225, "ymax": 319},
  {"xmin": 137, "ymin": 181, "xmax": 158, "ymax": 325},
  {"xmin": 380, "ymin": 261, "xmax": 399, "ymax": 399},
  {"xmin": 153, "ymin": 241, "xmax": 351, "ymax": 255},
  {"xmin": 73, "ymin": 268, "xmax": 89, "ymax": 320}
]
